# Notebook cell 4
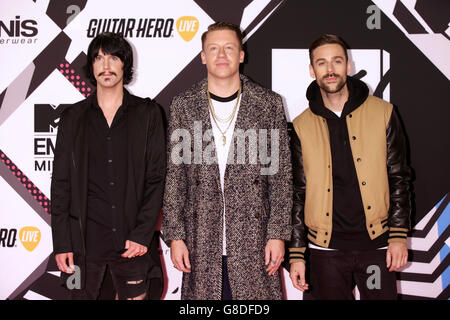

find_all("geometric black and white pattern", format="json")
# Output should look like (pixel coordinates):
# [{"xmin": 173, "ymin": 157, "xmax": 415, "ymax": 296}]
[{"xmin": 0, "ymin": 0, "xmax": 448, "ymax": 300}]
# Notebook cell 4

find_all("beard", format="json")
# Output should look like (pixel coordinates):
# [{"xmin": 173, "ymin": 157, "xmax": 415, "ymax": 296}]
[{"xmin": 317, "ymin": 73, "xmax": 347, "ymax": 94}]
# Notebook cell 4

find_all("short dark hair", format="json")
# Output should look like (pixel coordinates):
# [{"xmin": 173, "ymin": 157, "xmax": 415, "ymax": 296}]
[
  {"xmin": 201, "ymin": 22, "xmax": 243, "ymax": 49},
  {"xmin": 309, "ymin": 34, "xmax": 348, "ymax": 64},
  {"xmin": 84, "ymin": 32, "xmax": 134, "ymax": 86}
]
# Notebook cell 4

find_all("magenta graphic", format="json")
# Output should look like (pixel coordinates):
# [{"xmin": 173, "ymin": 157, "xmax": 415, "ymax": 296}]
[
  {"xmin": 58, "ymin": 60, "xmax": 93, "ymax": 97},
  {"xmin": 0, "ymin": 150, "xmax": 51, "ymax": 214}
]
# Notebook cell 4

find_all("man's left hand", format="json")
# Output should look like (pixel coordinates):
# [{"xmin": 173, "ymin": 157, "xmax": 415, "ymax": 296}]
[
  {"xmin": 386, "ymin": 242, "xmax": 408, "ymax": 272},
  {"xmin": 121, "ymin": 240, "xmax": 147, "ymax": 258},
  {"xmin": 265, "ymin": 239, "xmax": 285, "ymax": 276}
]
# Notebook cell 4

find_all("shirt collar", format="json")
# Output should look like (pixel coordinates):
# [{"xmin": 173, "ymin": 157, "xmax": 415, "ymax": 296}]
[{"xmin": 89, "ymin": 89, "xmax": 129, "ymax": 114}]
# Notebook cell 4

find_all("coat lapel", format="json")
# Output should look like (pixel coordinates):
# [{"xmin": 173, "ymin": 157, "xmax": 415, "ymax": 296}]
[
  {"xmin": 195, "ymin": 80, "xmax": 221, "ymax": 190},
  {"xmin": 196, "ymin": 76, "xmax": 260, "ymax": 192},
  {"xmin": 224, "ymin": 76, "xmax": 260, "ymax": 181}
]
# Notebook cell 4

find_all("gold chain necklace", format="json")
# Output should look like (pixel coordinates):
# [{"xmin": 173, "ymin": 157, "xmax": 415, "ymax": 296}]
[
  {"xmin": 207, "ymin": 86, "xmax": 241, "ymax": 146},
  {"xmin": 208, "ymin": 94, "xmax": 238, "ymax": 123}
]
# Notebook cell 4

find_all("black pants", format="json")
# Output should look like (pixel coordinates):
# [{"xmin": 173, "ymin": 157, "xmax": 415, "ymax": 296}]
[
  {"xmin": 221, "ymin": 256, "xmax": 232, "ymax": 300},
  {"xmin": 69, "ymin": 255, "xmax": 149, "ymax": 300},
  {"xmin": 308, "ymin": 248, "xmax": 397, "ymax": 300}
]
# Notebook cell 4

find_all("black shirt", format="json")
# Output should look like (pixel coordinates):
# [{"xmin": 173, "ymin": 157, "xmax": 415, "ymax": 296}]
[{"xmin": 85, "ymin": 92, "xmax": 129, "ymax": 261}]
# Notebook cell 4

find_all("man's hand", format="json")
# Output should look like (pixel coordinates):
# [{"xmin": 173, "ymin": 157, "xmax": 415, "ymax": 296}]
[
  {"xmin": 289, "ymin": 261, "xmax": 309, "ymax": 292},
  {"xmin": 121, "ymin": 240, "xmax": 147, "ymax": 258},
  {"xmin": 265, "ymin": 239, "xmax": 284, "ymax": 276},
  {"xmin": 55, "ymin": 252, "xmax": 75, "ymax": 274},
  {"xmin": 171, "ymin": 240, "xmax": 191, "ymax": 273},
  {"xmin": 386, "ymin": 242, "xmax": 408, "ymax": 272}
]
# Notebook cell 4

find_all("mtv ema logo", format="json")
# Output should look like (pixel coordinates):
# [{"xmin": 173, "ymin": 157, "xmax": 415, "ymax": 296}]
[
  {"xmin": 34, "ymin": 104, "xmax": 70, "ymax": 173},
  {"xmin": 34, "ymin": 104, "xmax": 70, "ymax": 133}
]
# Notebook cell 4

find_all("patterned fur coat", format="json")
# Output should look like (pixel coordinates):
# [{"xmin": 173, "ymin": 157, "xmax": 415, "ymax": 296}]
[{"xmin": 162, "ymin": 74, "xmax": 292, "ymax": 300}]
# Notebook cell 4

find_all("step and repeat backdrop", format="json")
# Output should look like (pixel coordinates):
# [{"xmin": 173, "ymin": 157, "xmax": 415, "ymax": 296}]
[{"xmin": 0, "ymin": 0, "xmax": 448, "ymax": 300}]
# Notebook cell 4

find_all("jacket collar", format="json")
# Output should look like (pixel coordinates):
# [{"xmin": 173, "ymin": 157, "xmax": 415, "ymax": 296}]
[
  {"xmin": 190, "ymin": 74, "xmax": 259, "ymax": 186},
  {"xmin": 193, "ymin": 74, "xmax": 253, "ymax": 128},
  {"xmin": 306, "ymin": 75, "xmax": 369, "ymax": 119},
  {"xmin": 88, "ymin": 88, "xmax": 132, "ymax": 113}
]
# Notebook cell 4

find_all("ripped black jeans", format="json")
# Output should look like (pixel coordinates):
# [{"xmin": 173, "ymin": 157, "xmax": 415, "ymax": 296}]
[{"xmin": 69, "ymin": 255, "xmax": 149, "ymax": 300}]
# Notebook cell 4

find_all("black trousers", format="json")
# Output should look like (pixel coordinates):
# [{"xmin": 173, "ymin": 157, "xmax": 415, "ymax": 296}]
[
  {"xmin": 221, "ymin": 256, "xmax": 232, "ymax": 300},
  {"xmin": 308, "ymin": 248, "xmax": 397, "ymax": 300},
  {"xmin": 69, "ymin": 255, "xmax": 149, "ymax": 300}
]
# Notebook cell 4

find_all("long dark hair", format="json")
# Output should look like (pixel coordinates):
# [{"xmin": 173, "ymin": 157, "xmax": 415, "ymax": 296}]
[{"xmin": 84, "ymin": 32, "xmax": 134, "ymax": 85}]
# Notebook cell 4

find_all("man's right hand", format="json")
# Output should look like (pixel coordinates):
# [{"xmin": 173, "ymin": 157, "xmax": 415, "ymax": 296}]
[
  {"xmin": 55, "ymin": 252, "xmax": 75, "ymax": 274},
  {"xmin": 289, "ymin": 261, "xmax": 309, "ymax": 292},
  {"xmin": 171, "ymin": 240, "xmax": 191, "ymax": 273}
]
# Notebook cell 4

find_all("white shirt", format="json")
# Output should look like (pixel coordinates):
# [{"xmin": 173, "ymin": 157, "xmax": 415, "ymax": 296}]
[
  {"xmin": 208, "ymin": 92, "xmax": 241, "ymax": 256},
  {"xmin": 332, "ymin": 110, "xmax": 343, "ymax": 117}
]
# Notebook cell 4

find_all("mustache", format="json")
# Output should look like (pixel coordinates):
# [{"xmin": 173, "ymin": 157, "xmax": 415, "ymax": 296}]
[
  {"xmin": 98, "ymin": 71, "xmax": 117, "ymax": 77},
  {"xmin": 322, "ymin": 73, "xmax": 340, "ymax": 80}
]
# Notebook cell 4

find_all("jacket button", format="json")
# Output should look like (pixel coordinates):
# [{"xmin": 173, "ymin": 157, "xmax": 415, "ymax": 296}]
[
  {"xmin": 324, "ymin": 240, "xmax": 327, "ymax": 244},
  {"xmin": 367, "ymin": 205, "xmax": 371, "ymax": 210},
  {"xmin": 357, "ymin": 158, "xmax": 361, "ymax": 162},
  {"xmin": 349, "ymin": 114, "xmax": 352, "ymax": 118},
  {"xmin": 326, "ymin": 212, "xmax": 330, "ymax": 216},
  {"xmin": 352, "ymin": 136, "xmax": 356, "ymax": 140},
  {"xmin": 255, "ymin": 213, "xmax": 260, "ymax": 218},
  {"xmin": 372, "ymin": 231, "xmax": 376, "ymax": 235},
  {"xmin": 362, "ymin": 181, "xmax": 366, "ymax": 186},
  {"xmin": 370, "ymin": 224, "xmax": 373, "ymax": 228},
  {"xmin": 327, "ymin": 188, "xmax": 330, "ymax": 192},
  {"xmin": 325, "ymin": 232, "xmax": 328, "ymax": 235}
]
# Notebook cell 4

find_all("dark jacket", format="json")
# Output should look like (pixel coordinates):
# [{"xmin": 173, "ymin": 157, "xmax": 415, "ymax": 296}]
[
  {"xmin": 51, "ymin": 90, "xmax": 166, "ymax": 292},
  {"xmin": 289, "ymin": 77, "xmax": 411, "ymax": 263}
]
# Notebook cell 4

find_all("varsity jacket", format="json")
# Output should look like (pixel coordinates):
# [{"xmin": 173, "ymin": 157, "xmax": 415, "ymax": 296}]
[{"xmin": 289, "ymin": 76, "xmax": 411, "ymax": 263}]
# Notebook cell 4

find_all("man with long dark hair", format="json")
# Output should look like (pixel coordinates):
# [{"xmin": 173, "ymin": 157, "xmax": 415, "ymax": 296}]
[{"xmin": 51, "ymin": 32, "xmax": 165, "ymax": 300}]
